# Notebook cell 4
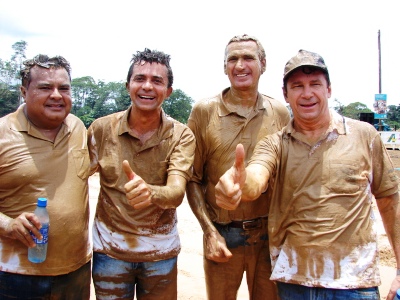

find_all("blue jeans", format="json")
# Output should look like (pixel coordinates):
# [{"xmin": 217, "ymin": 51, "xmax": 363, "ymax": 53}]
[
  {"xmin": 0, "ymin": 261, "xmax": 91, "ymax": 299},
  {"xmin": 92, "ymin": 252, "xmax": 177, "ymax": 300},
  {"xmin": 277, "ymin": 282, "xmax": 380, "ymax": 300}
]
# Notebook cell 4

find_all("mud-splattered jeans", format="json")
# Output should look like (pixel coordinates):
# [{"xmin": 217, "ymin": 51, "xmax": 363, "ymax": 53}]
[
  {"xmin": 0, "ymin": 260, "xmax": 91, "ymax": 299},
  {"xmin": 277, "ymin": 282, "xmax": 380, "ymax": 300},
  {"xmin": 92, "ymin": 252, "xmax": 177, "ymax": 300}
]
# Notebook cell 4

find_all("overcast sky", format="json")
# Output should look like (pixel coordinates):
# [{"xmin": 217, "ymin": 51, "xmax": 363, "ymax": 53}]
[{"xmin": 1, "ymin": 0, "xmax": 398, "ymax": 110}]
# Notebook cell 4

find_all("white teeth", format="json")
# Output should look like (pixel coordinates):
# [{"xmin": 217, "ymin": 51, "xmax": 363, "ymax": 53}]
[{"xmin": 237, "ymin": 74, "xmax": 247, "ymax": 77}]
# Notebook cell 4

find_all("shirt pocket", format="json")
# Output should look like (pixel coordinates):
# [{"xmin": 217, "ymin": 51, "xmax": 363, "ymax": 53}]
[
  {"xmin": 72, "ymin": 149, "xmax": 90, "ymax": 180},
  {"xmin": 327, "ymin": 160, "xmax": 362, "ymax": 194}
]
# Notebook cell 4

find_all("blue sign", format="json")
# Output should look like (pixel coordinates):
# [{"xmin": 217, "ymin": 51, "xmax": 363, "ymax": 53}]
[
  {"xmin": 375, "ymin": 94, "xmax": 387, "ymax": 101},
  {"xmin": 375, "ymin": 113, "xmax": 387, "ymax": 119},
  {"xmin": 374, "ymin": 94, "xmax": 387, "ymax": 117}
]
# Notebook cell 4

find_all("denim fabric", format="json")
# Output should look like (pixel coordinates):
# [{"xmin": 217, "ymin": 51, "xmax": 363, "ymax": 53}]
[
  {"xmin": 92, "ymin": 252, "xmax": 177, "ymax": 300},
  {"xmin": 277, "ymin": 282, "xmax": 380, "ymax": 300},
  {"xmin": 0, "ymin": 261, "xmax": 91, "ymax": 299}
]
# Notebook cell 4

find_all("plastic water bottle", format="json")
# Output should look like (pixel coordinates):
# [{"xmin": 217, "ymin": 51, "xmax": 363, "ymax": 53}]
[
  {"xmin": 396, "ymin": 289, "xmax": 400, "ymax": 300},
  {"xmin": 28, "ymin": 197, "xmax": 49, "ymax": 263}
]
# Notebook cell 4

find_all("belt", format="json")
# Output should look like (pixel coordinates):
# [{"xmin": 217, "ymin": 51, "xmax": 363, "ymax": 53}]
[{"xmin": 227, "ymin": 216, "xmax": 268, "ymax": 230}]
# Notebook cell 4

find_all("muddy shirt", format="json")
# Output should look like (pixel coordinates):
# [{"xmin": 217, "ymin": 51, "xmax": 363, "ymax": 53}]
[
  {"xmin": 88, "ymin": 107, "xmax": 195, "ymax": 262},
  {"xmin": 0, "ymin": 104, "xmax": 91, "ymax": 275},
  {"xmin": 188, "ymin": 88, "xmax": 290, "ymax": 223},
  {"xmin": 249, "ymin": 110, "xmax": 399, "ymax": 288}
]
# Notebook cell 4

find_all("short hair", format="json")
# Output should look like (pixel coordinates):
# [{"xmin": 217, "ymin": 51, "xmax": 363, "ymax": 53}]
[
  {"xmin": 126, "ymin": 48, "xmax": 173, "ymax": 88},
  {"xmin": 20, "ymin": 54, "xmax": 71, "ymax": 88},
  {"xmin": 224, "ymin": 34, "xmax": 266, "ymax": 63}
]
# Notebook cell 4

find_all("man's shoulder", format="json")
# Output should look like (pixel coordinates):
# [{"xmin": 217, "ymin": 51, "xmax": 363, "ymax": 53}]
[
  {"xmin": 90, "ymin": 111, "xmax": 126, "ymax": 128},
  {"xmin": 192, "ymin": 94, "xmax": 221, "ymax": 109},
  {"xmin": 260, "ymin": 94, "xmax": 287, "ymax": 108}
]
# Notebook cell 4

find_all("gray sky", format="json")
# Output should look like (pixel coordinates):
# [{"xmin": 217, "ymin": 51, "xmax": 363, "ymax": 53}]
[{"xmin": 1, "ymin": 0, "xmax": 398, "ymax": 110}]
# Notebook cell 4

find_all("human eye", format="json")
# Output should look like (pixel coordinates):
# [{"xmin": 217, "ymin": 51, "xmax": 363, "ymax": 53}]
[
  {"xmin": 133, "ymin": 75, "xmax": 144, "ymax": 82},
  {"xmin": 153, "ymin": 76, "xmax": 165, "ymax": 85},
  {"xmin": 244, "ymin": 55, "xmax": 256, "ymax": 61},
  {"xmin": 59, "ymin": 84, "xmax": 71, "ymax": 90},
  {"xmin": 291, "ymin": 83, "xmax": 302, "ymax": 89}
]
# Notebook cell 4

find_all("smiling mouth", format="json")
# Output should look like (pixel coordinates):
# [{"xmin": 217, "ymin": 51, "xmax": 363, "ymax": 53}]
[
  {"xmin": 301, "ymin": 103, "xmax": 317, "ymax": 108},
  {"xmin": 139, "ymin": 95, "xmax": 155, "ymax": 100},
  {"xmin": 46, "ymin": 104, "xmax": 64, "ymax": 108}
]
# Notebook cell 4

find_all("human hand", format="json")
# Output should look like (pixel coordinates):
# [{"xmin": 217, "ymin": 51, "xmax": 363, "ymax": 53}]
[
  {"xmin": 5, "ymin": 212, "xmax": 42, "ymax": 248},
  {"xmin": 215, "ymin": 144, "xmax": 246, "ymax": 210},
  {"xmin": 204, "ymin": 231, "xmax": 233, "ymax": 262},
  {"xmin": 122, "ymin": 160, "xmax": 153, "ymax": 209},
  {"xmin": 386, "ymin": 276, "xmax": 400, "ymax": 300}
]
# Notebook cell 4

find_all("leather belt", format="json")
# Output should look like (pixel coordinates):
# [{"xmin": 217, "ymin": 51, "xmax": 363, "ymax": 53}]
[{"xmin": 228, "ymin": 217, "xmax": 268, "ymax": 230}]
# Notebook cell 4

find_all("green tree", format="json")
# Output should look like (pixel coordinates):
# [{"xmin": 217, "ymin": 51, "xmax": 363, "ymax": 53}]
[
  {"xmin": 71, "ymin": 78, "xmax": 130, "ymax": 127},
  {"xmin": 332, "ymin": 98, "xmax": 344, "ymax": 115},
  {"xmin": 162, "ymin": 89, "xmax": 194, "ymax": 124},
  {"xmin": 0, "ymin": 40, "xmax": 27, "ymax": 117},
  {"xmin": 387, "ymin": 104, "xmax": 400, "ymax": 130},
  {"xmin": 340, "ymin": 102, "xmax": 373, "ymax": 120}
]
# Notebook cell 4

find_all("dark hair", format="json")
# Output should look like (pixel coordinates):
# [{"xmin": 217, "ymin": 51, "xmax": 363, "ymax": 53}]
[
  {"xmin": 224, "ymin": 34, "xmax": 266, "ymax": 63},
  {"xmin": 20, "ymin": 54, "xmax": 71, "ymax": 88},
  {"xmin": 126, "ymin": 48, "xmax": 173, "ymax": 88},
  {"xmin": 283, "ymin": 66, "xmax": 331, "ymax": 92}
]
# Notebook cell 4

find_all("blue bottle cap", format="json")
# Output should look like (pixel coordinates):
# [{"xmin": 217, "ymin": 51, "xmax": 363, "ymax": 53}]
[{"xmin": 37, "ymin": 198, "xmax": 47, "ymax": 207}]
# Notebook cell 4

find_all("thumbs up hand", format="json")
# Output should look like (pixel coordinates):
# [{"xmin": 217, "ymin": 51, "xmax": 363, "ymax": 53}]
[
  {"xmin": 215, "ymin": 144, "xmax": 246, "ymax": 210},
  {"xmin": 122, "ymin": 160, "xmax": 153, "ymax": 210}
]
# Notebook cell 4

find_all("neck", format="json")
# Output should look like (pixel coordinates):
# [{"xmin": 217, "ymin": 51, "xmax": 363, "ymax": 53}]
[
  {"xmin": 293, "ymin": 119, "xmax": 331, "ymax": 145},
  {"xmin": 224, "ymin": 88, "xmax": 258, "ymax": 116},
  {"xmin": 228, "ymin": 88, "xmax": 259, "ymax": 108},
  {"xmin": 128, "ymin": 108, "xmax": 161, "ymax": 143}
]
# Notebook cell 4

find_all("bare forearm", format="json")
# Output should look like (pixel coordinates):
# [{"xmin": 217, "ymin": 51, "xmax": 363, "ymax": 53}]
[
  {"xmin": 0, "ymin": 213, "xmax": 12, "ymax": 237},
  {"xmin": 186, "ymin": 182, "xmax": 217, "ymax": 234},
  {"xmin": 149, "ymin": 184, "xmax": 185, "ymax": 209}
]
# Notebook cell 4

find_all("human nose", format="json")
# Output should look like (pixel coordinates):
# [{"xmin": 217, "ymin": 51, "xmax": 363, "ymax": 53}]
[
  {"xmin": 50, "ymin": 88, "xmax": 62, "ymax": 99},
  {"xmin": 235, "ymin": 58, "xmax": 245, "ymax": 70},
  {"xmin": 142, "ymin": 80, "xmax": 153, "ymax": 90},
  {"xmin": 302, "ymin": 85, "xmax": 313, "ymax": 99}
]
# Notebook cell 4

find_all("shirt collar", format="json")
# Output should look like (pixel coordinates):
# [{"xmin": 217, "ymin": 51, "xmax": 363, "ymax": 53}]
[
  {"xmin": 284, "ymin": 109, "xmax": 347, "ymax": 136},
  {"xmin": 118, "ymin": 106, "xmax": 174, "ymax": 141},
  {"xmin": 11, "ymin": 103, "xmax": 70, "ymax": 138},
  {"xmin": 217, "ymin": 87, "xmax": 265, "ymax": 117}
]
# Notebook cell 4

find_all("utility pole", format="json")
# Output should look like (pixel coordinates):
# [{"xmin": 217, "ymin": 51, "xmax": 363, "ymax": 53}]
[{"xmin": 378, "ymin": 30, "xmax": 382, "ymax": 94}]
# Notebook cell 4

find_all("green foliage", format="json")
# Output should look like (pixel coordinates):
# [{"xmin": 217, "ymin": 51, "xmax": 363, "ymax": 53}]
[
  {"xmin": 334, "ymin": 101, "xmax": 373, "ymax": 120},
  {"xmin": 71, "ymin": 77, "xmax": 130, "ymax": 127},
  {"xmin": 0, "ymin": 40, "xmax": 27, "ymax": 117},
  {"xmin": 162, "ymin": 89, "xmax": 194, "ymax": 124},
  {"xmin": 387, "ymin": 105, "xmax": 400, "ymax": 130}
]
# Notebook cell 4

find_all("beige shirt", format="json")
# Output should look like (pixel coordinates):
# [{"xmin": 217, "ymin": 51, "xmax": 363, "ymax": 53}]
[
  {"xmin": 0, "ymin": 104, "xmax": 91, "ymax": 275},
  {"xmin": 188, "ymin": 88, "xmax": 290, "ymax": 223},
  {"xmin": 250, "ymin": 110, "xmax": 399, "ymax": 288},
  {"xmin": 88, "ymin": 107, "xmax": 195, "ymax": 262}
]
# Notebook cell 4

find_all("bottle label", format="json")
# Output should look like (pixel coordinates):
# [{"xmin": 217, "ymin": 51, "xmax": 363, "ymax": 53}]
[{"xmin": 31, "ymin": 224, "xmax": 49, "ymax": 244}]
